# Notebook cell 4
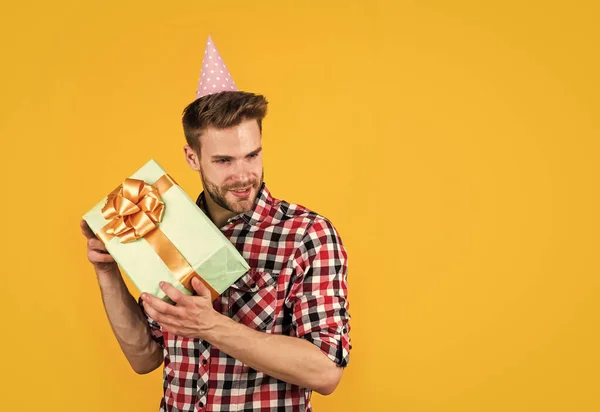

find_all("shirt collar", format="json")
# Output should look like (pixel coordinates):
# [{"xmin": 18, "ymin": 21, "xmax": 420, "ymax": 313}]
[{"xmin": 196, "ymin": 182, "xmax": 273, "ymax": 227}]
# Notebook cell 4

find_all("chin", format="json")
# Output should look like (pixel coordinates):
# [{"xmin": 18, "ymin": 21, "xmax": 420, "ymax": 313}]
[{"xmin": 226, "ymin": 189, "xmax": 256, "ymax": 211}]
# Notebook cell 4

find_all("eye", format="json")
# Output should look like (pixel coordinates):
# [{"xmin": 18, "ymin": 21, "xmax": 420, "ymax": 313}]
[
  {"xmin": 215, "ymin": 158, "xmax": 230, "ymax": 164},
  {"xmin": 248, "ymin": 153, "xmax": 258, "ymax": 159}
]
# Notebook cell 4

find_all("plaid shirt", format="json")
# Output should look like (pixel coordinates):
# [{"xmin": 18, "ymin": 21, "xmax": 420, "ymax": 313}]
[{"xmin": 139, "ymin": 182, "xmax": 351, "ymax": 411}]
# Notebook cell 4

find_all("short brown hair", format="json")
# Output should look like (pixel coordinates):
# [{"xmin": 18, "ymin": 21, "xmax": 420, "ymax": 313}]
[{"xmin": 182, "ymin": 91, "xmax": 269, "ymax": 153}]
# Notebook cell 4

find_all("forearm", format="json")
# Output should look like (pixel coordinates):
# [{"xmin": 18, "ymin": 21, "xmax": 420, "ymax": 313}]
[
  {"xmin": 205, "ymin": 314, "xmax": 341, "ymax": 395},
  {"xmin": 96, "ymin": 268, "xmax": 163, "ymax": 373}
]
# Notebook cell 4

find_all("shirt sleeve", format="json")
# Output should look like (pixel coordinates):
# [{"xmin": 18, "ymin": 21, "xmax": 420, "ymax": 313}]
[
  {"xmin": 285, "ymin": 218, "xmax": 352, "ymax": 367},
  {"xmin": 137, "ymin": 297, "xmax": 165, "ymax": 349}
]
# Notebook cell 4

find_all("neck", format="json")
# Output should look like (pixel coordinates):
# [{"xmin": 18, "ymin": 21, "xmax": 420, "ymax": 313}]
[{"xmin": 204, "ymin": 193, "xmax": 237, "ymax": 228}]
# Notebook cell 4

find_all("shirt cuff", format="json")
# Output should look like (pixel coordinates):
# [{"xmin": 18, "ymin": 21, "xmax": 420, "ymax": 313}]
[{"xmin": 300, "ymin": 327, "xmax": 351, "ymax": 367}]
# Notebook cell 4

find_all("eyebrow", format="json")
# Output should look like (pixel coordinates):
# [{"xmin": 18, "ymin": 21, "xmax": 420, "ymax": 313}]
[{"xmin": 211, "ymin": 147, "xmax": 262, "ymax": 161}]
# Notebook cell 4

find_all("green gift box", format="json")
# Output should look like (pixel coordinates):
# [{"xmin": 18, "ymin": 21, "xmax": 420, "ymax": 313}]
[{"xmin": 82, "ymin": 159, "xmax": 249, "ymax": 302}]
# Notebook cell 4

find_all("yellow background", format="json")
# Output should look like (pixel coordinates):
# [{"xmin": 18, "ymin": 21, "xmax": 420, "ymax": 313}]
[{"xmin": 1, "ymin": 1, "xmax": 598, "ymax": 411}]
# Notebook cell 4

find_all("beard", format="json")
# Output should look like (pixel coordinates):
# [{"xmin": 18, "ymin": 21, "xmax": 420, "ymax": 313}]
[{"xmin": 200, "ymin": 168, "xmax": 264, "ymax": 214}]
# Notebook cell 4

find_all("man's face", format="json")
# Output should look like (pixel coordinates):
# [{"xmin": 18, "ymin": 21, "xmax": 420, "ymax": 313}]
[{"xmin": 194, "ymin": 119, "xmax": 264, "ymax": 214}]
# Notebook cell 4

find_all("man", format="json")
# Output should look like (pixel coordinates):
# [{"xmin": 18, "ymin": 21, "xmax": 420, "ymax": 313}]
[{"xmin": 80, "ymin": 36, "xmax": 351, "ymax": 411}]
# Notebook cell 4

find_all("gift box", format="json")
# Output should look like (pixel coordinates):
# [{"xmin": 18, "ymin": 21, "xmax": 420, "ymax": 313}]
[{"xmin": 82, "ymin": 159, "xmax": 249, "ymax": 302}]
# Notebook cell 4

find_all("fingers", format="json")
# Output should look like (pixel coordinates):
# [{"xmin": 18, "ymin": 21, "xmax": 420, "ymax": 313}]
[
  {"xmin": 80, "ymin": 220, "xmax": 96, "ymax": 239},
  {"xmin": 191, "ymin": 277, "xmax": 212, "ymax": 299},
  {"xmin": 141, "ymin": 293, "xmax": 184, "ymax": 317},
  {"xmin": 143, "ymin": 305, "xmax": 182, "ymax": 328},
  {"xmin": 157, "ymin": 323, "xmax": 180, "ymax": 334},
  {"xmin": 87, "ymin": 237, "xmax": 107, "ymax": 253},
  {"xmin": 86, "ymin": 234, "xmax": 114, "ymax": 265},
  {"xmin": 155, "ymin": 321, "xmax": 198, "ymax": 336},
  {"xmin": 83, "ymin": 222, "xmax": 116, "ymax": 272},
  {"xmin": 87, "ymin": 250, "xmax": 115, "ymax": 264},
  {"xmin": 159, "ymin": 282, "xmax": 187, "ymax": 304},
  {"xmin": 141, "ymin": 297, "xmax": 184, "ymax": 327},
  {"xmin": 82, "ymin": 220, "xmax": 114, "ymax": 265}
]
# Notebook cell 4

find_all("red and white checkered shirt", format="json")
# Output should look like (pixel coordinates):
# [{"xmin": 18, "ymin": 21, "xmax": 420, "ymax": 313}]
[{"xmin": 139, "ymin": 182, "xmax": 351, "ymax": 411}]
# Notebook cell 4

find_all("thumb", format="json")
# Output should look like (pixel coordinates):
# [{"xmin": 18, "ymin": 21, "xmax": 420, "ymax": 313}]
[{"xmin": 191, "ymin": 277, "xmax": 211, "ymax": 299}]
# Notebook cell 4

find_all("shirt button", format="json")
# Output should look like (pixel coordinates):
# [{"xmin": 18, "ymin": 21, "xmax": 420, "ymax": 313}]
[
  {"xmin": 202, "ymin": 359, "xmax": 207, "ymax": 365},
  {"xmin": 199, "ymin": 401, "xmax": 204, "ymax": 408}
]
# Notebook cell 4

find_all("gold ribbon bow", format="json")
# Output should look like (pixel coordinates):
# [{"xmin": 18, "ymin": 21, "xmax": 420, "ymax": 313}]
[
  {"xmin": 101, "ymin": 178, "xmax": 165, "ymax": 243},
  {"xmin": 97, "ymin": 174, "xmax": 219, "ymax": 301}
]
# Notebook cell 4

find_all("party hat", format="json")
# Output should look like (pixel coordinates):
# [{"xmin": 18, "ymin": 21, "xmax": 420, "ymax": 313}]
[{"xmin": 195, "ymin": 35, "xmax": 238, "ymax": 99}]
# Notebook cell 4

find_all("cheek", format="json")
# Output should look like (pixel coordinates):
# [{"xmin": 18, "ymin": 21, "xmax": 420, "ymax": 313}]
[
  {"xmin": 201, "ymin": 163, "xmax": 225, "ymax": 183},
  {"xmin": 252, "ymin": 160, "xmax": 263, "ymax": 176}
]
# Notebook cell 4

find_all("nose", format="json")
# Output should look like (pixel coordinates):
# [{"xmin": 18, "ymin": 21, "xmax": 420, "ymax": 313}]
[{"xmin": 230, "ymin": 160, "xmax": 252, "ymax": 185}]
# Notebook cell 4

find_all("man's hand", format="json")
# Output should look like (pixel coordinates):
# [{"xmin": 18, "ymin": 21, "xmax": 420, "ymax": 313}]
[
  {"xmin": 143, "ymin": 277, "xmax": 344, "ymax": 394},
  {"xmin": 141, "ymin": 277, "xmax": 221, "ymax": 339},
  {"xmin": 80, "ymin": 219, "xmax": 118, "ymax": 276}
]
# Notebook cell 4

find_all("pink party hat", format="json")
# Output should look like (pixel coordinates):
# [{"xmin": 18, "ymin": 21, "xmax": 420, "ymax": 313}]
[{"xmin": 195, "ymin": 35, "xmax": 238, "ymax": 99}]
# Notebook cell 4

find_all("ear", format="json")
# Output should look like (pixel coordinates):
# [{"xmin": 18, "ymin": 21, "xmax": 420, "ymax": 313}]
[{"xmin": 184, "ymin": 144, "xmax": 201, "ymax": 171}]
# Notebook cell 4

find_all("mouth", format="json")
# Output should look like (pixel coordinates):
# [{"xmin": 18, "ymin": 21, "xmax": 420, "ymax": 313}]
[{"xmin": 229, "ymin": 186, "xmax": 252, "ymax": 198}]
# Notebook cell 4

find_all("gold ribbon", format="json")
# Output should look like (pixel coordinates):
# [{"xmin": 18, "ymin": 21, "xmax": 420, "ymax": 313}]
[{"xmin": 97, "ymin": 174, "xmax": 219, "ymax": 301}]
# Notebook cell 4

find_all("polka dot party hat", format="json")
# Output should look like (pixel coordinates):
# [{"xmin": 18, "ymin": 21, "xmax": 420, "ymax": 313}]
[{"xmin": 195, "ymin": 35, "xmax": 238, "ymax": 99}]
